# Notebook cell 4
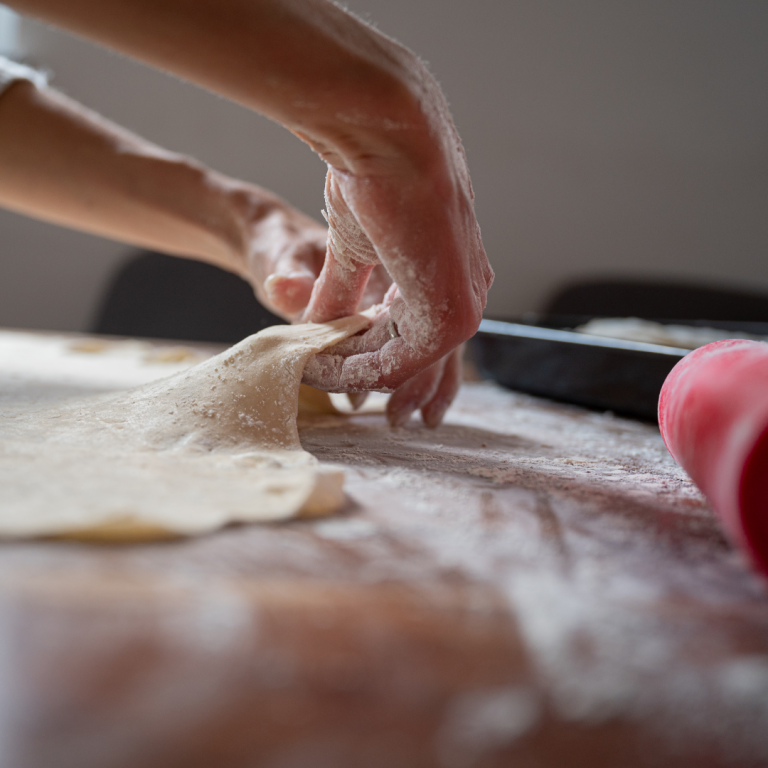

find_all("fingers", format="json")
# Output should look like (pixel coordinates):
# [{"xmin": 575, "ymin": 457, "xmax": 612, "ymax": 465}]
[
  {"xmin": 421, "ymin": 346, "xmax": 463, "ymax": 428},
  {"xmin": 303, "ymin": 336, "xmax": 418, "ymax": 392},
  {"xmin": 303, "ymin": 249, "xmax": 375, "ymax": 323},
  {"xmin": 385, "ymin": 346, "xmax": 462, "ymax": 428},
  {"xmin": 302, "ymin": 170, "xmax": 380, "ymax": 324},
  {"xmin": 303, "ymin": 347, "xmax": 461, "ymax": 424},
  {"xmin": 264, "ymin": 271, "xmax": 316, "ymax": 317},
  {"xmin": 250, "ymin": 217, "xmax": 326, "ymax": 320},
  {"xmin": 386, "ymin": 356, "xmax": 446, "ymax": 427},
  {"xmin": 329, "ymin": 310, "xmax": 395, "ymax": 356}
]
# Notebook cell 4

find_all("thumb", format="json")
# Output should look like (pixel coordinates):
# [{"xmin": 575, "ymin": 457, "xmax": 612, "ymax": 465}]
[
  {"xmin": 264, "ymin": 270, "xmax": 316, "ymax": 317},
  {"xmin": 303, "ymin": 249, "xmax": 375, "ymax": 323}
]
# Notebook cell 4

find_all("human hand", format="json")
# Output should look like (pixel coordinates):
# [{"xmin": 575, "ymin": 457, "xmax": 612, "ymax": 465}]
[
  {"xmin": 310, "ymin": 259, "xmax": 465, "ymax": 428},
  {"xmin": 225, "ymin": 187, "xmax": 327, "ymax": 322},
  {"xmin": 297, "ymin": 61, "xmax": 493, "ymax": 422},
  {"xmin": 227, "ymin": 180, "xmax": 465, "ymax": 427}
]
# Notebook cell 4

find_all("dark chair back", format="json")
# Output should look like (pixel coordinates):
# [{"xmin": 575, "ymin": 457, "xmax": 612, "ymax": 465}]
[
  {"xmin": 543, "ymin": 278, "xmax": 768, "ymax": 322},
  {"xmin": 92, "ymin": 251, "xmax": 284, "ymax": 343}
]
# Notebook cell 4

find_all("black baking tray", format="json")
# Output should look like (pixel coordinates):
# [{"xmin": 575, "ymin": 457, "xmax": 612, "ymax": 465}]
[{"xmin": 470, "ymin": 316, "xmax": 768, "ymax": 422}]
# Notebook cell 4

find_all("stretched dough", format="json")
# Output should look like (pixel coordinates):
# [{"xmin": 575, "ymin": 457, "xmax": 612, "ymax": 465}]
[{"xmin": 0, "ymin": 315, "xmax": 370, "ymax": 541}]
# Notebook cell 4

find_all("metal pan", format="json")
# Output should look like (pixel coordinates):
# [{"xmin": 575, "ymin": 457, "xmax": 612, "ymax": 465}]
[{"xmin": 471, "ymin": 318, "xmax": 689, "ymax": 421}]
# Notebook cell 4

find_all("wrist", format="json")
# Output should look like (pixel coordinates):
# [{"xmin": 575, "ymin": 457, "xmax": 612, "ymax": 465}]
[
  {"xmin": 289, "ymin": 48, "xmax": 441, "ymax": 179},
  {"xmin": 217, "ymin": 180, "xmax": 292, "ymax": 277},
  {"xmin": 186, "ymin": 172, "xmax": 282, "ymax": 279}
]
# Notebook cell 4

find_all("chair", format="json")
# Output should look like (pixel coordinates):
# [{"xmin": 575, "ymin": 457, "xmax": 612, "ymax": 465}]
[
  {"xmin": 91, "ymin": 251, "xmax": 284, "ymax": 343},
  {"xmin": 542, "ymin": 278, "xmax": 768, "ymax": 322}
]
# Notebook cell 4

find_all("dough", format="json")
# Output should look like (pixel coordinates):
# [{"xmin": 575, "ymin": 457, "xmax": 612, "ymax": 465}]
[{"xmin": 0, "ymin": 315, "xmax": 370, "ymax": 541}]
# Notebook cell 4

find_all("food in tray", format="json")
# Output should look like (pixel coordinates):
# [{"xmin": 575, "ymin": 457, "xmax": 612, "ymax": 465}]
[{"xmin": 575, "ymin": 317, "xmax": 768, "ymax": 350}]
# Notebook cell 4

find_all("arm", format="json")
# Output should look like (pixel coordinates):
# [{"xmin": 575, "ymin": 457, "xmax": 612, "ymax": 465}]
[
  {"xmin": 6, "ymin": 0, "xmax": 427, "ymax": 169},
  {"xmin": 6, "ymin": 0, "xmax": 494, "ymax": 422},
  {"xmin": 0, "ymin": 78, "xmax": 327, "ymax": 319}
]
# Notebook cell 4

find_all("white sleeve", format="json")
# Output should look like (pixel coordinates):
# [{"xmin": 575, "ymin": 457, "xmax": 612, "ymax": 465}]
[{"xmin": 0, "ymin": 54, "xmax": 47, "ymax": 97}]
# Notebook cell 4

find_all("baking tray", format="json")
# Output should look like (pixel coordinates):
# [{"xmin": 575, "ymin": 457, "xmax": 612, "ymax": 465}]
[{"xmin": 470, "ymin": 316, "xmax": 768, "ymax": 422}]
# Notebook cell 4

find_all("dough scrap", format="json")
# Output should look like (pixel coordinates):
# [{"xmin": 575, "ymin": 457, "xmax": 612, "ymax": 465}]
[{"xmin": 0, "ymin": 315, "xmax": 370, "ymax": 541}]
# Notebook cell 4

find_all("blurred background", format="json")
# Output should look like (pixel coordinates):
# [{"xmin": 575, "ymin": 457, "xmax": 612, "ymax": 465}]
[{"xmin": 0, "ymin": 0, "xmax": 767, "ymax": 332}]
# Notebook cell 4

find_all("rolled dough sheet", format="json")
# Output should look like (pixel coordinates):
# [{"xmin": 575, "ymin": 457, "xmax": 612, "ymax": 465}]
[{"xmin": 0, "ymin": 315, "xmax": 370, "ymax": 541}]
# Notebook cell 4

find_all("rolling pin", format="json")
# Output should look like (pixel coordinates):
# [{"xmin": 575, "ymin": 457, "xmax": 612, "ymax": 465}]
[{"xmin": 659, "ymin": 340, "xmax": 768, "ymax": 577}]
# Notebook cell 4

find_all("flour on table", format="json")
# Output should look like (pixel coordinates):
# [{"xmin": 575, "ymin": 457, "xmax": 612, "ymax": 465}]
[{"xmin": 0, "ymin": 315, "xmax": 370, "ymax": 541}]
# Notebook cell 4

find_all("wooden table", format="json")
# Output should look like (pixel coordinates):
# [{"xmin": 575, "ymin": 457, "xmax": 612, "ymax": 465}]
[{"xmin": 1, "ymin": 331, "xmax": 767, "ymax": 768}]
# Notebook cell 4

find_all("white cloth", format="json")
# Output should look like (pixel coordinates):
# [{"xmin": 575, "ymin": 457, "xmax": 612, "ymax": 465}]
[{"xmin": 0, "ymin": 54, "xmax": 47, "ymax": 97}]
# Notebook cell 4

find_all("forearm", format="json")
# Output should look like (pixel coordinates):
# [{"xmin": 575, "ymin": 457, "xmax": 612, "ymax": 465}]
[
  {"xmin": 3, "ymin": 0, "xmax": 492, "ymax": 410},
  {"xmin": 6, "ymin": 0, "xmax": 434, "ymax": 175},
  {"xmin": 0, "ymin": 79, "xmax": 274, "ymax": 273}
]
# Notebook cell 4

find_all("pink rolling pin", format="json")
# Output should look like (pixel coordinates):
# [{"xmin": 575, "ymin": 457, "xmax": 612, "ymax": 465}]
[{"xmin": 658, "ymin": 339, "xmax": 768, "ymax": 577}]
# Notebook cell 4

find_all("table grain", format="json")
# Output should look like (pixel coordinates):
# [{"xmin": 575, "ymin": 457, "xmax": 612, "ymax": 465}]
[{"xmin": 1, "ymin": 332, "xmax": 767, "ymax": 768}]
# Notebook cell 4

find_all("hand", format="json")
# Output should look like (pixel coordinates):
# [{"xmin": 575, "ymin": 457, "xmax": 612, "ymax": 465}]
[
  {"xmin": 298, "ymin": 60, "xmax": 494, "ymax": 404},
  {"xmin": 305, "ymin": 260, "xmax": 465, "ymax": 428},
  {"xmin": 230, "ymin": 191, "xmax": 328, "ymax": 322},
  {"xmin": 233, "ymin": 62, "xmax": 493, "ymax": 428},
  {"xmin": 228, "ymin": 182, "xmax": 465, "ymax": 427}
]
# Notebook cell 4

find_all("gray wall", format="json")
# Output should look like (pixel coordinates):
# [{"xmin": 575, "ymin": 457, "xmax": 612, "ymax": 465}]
[{"xmin": 1, "ymin": 1, "xmax": 767, "ymax": 331}]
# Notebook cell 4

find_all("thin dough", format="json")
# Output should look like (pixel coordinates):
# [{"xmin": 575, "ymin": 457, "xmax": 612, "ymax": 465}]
[{"xmin": 0, "ymin": 315, "xmax": 370, "ymax": 541}]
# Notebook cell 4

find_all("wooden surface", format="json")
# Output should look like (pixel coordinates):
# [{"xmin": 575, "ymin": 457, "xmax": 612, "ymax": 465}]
[{"xmin": 1, "ymin": 331, "xmax": 768, "ymax": 768}]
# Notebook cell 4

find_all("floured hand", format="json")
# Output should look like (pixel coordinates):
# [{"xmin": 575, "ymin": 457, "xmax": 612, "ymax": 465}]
[
  {"xmin": 223, "ymin": 184, "xmax": 327, "ymax": 322},
  {"xmin": 303, "ymin": 269, "xmax": 464, "ymax": 427},
  {"xmin": 295, "ymin": 59, "xmax": 492, "ymax": 424},
  {"xmin": 232, "ymin": 175, "xmax": 467, "ymax": 428},
  {"xmin": 294, "ymin": 60, "xmax": 494, "ymax": 426}
]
